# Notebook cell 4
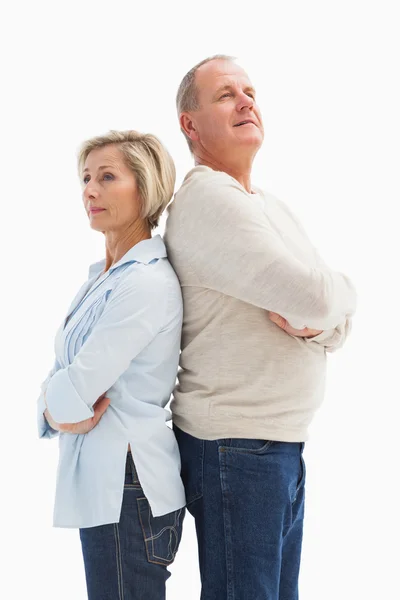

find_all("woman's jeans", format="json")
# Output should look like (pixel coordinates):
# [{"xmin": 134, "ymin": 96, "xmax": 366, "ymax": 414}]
[
  {"xmin": 79, "ymin": 451, "xmax": 185, "ymax": 600},
  {"xmin": 174, "ymin": 424, "xmax": 306, "ymax": 600}
]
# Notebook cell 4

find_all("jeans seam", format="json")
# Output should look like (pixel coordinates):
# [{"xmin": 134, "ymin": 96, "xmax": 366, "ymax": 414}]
[
  {"xmin": 200, "ymin": 439, "xmax": 204, "ymax": 499},
  {"xmin": 113, "ymin": 523, "xmax": 124, "ymax": 600},
  {"xmin": 292, "ymin": 452, "xmax": 306, "ymax": 505},
  {"xmin": 187, "ymin": 438, "xmax": 204, "ymax": 505},
  {"xmin": 219, "ymin": 450, "xmax": 235, "ymax": 600}
]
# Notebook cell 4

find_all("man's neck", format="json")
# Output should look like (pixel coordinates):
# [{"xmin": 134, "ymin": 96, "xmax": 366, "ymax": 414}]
[{"xmin": 194, "ymin": 154, "xmax": 254, "ymax": 194}]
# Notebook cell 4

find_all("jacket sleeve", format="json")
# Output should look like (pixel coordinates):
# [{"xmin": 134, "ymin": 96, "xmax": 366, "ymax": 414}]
[
  {"xmin": 37, "ymin": 359, "xmax": 62, "ymax": 439},
  {"xmin": 43, "ymin": 268, "xmax": 168, "ymax": 424}
]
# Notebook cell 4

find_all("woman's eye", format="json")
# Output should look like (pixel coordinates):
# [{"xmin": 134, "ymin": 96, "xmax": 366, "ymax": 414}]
[
  {"xmin": 83, "ymin": 176, "xmax": 90, "ymax": 184},
  {"xmin": 103, "ymin": 173, "xmax": 114, "ymax": 181}
]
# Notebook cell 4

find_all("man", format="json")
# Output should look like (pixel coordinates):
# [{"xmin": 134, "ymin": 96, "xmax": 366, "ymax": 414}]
[{"xmin": 164, "ymin": 55, "xmax": 357, "ymax": 600}]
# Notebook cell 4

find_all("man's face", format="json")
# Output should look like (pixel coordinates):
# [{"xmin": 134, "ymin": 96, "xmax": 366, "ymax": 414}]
[{"xmin": 187, "ymin": 59, "xmax": 264, "ymax": 159}]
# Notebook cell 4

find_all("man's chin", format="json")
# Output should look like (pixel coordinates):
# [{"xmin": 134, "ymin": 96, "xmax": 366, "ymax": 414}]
[{"xmin": 237, "ymin": 133, "xmax": 264, "ymax": 150}]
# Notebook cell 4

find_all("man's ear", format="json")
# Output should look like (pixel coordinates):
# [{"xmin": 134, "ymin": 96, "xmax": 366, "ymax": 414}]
[{"xmin": 180, "ymin": 113, "xmax": 199, "ymax": 142}]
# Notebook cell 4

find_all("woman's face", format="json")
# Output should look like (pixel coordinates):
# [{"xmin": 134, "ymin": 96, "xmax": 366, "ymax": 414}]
[{"xmin": 82, "ymin": 145, "xmax": 142, "ymax": 233}]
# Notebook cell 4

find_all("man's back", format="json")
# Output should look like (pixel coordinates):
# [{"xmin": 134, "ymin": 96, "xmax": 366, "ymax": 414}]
[{"xmin": 165, "ymin": 166, "xmax": 353, "ymax": 442}]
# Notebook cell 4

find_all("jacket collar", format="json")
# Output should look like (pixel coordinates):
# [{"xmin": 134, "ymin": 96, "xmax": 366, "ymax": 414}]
[{"xmin": 88, "ymin": 234, "xmax": 167, "ymax": 278}]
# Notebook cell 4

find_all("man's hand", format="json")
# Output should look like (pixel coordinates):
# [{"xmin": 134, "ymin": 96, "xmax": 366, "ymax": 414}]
[
  {"xmin": 43, "ymin": 395, "xmax": 111, "ymax": 434},
  {"xmin": 268, "ymin": 312, "xmax": 323, "ymax": 338}
]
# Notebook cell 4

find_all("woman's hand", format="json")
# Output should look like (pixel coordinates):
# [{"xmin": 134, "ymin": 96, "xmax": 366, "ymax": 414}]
[
  {"xmin": 44, "ymin": 395, "xmax": 111, "ymax": 434},
  {"xmin": 268, "ymin": 312, "xmax": 323, "ymax": 338}
]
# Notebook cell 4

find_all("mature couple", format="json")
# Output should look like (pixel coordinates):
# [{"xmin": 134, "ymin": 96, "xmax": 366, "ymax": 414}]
[{"xmin": 37, "ymin": 55, "xmax": 357, "ymax": 600}]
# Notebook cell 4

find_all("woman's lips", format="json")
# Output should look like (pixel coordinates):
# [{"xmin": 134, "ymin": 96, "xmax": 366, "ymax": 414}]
[{"xmin": 89, "ymin": 208, "xmax": 106, "ymax": 214}]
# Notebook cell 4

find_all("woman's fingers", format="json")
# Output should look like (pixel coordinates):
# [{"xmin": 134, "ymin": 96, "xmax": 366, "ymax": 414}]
[
  {"xmin": 92, "ymin": 397, "xmax": 111, "ymax": 424},
  {"xmin": 44, "ymin": 409, "xmax": 61, "ymax": 431},
  {"xmin": 57, "ymin": 397, "xmax": 111, "ymax": 433}
]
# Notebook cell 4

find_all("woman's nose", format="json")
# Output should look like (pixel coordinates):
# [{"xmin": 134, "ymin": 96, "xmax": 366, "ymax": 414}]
[{"xmin": 84, "ymin": 184, "xmax": 99, "ymax": 200}]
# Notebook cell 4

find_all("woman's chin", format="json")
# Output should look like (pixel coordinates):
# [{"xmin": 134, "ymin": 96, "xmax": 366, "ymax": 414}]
[{"xmin": 89, "ymin": 223, "xmax": 106, "ymax": 233}]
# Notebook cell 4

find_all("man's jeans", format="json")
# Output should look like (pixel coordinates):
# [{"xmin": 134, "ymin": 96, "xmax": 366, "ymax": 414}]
[
  {"xmin": 79, "ymin": 452, "xmax": 185, "ymax": 600},
  {"xmin": 174, "ymin": 425, "xmax": 306, "ymax": 600}
]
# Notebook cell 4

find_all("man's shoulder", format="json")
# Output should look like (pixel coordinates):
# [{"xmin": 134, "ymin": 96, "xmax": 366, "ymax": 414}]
[
  {"xmin": 253, "ymin": 186, "xmax": 282, "ymax": 206},
  {"xmin": 178, "ymin": 166, "xmax": 246, "ymax": 200},
  {"xmin": 184, "ymin": 165, "xmax": 229, "ymax": 184}
]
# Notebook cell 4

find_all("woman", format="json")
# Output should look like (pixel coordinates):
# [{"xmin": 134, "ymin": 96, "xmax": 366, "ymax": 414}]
[{"xmin": 37, "ymin": 130, "xmax": 186, "ymax": 599}]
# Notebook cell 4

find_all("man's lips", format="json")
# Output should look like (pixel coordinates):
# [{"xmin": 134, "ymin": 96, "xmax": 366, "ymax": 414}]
[{"xmin": 233, "ymin": 119, "xmax": 257, "ymax": 127}]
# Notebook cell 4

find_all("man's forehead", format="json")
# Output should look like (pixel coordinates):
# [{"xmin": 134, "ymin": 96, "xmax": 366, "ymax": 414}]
[{"xmin": 197, "ymin": 60, "xmax": 252, "ymax": 88}]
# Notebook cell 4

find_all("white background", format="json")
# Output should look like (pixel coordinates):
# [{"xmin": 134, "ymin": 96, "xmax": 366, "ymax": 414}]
[{"xmin": 2, "ymin": 0, "xmax": 399, "ymax": 598}]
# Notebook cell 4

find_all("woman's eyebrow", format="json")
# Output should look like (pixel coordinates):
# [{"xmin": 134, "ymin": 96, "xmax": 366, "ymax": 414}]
[{"xmin": 83, "ymin": 165, "xmax": 115, "ymax": 173}]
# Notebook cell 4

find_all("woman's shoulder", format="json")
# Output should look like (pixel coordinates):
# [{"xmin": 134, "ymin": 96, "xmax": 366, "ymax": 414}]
[{"xmin": 115, "ymin": 257, "xmax": 181, "ymax": 300}]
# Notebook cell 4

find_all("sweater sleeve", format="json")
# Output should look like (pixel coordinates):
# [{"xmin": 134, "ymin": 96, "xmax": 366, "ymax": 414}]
[
  {"xmin": 175, "ymin": 174, "xmax": 357, "ymax": 331},
  {"xmin": 303, "ymin": 317, "xmax": 353, "ymax": 352},
  {"xmin": 275, "ymin": 196, "xmax": 356, "ymax": 350}
]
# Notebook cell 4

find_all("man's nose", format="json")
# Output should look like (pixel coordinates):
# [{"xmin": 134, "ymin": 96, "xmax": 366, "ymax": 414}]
[{"xmin": 237, "ymin": 92, "xmax": 254, "ymax": 111}]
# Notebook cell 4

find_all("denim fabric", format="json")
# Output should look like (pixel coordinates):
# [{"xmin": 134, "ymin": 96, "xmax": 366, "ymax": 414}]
[
  {"xmin": 174, "ymin": 425, "xmax": 306, "ymax": 600},
  {"xmin": 79, "ymin": 452, "xmax": 185, "ymax": 600}
]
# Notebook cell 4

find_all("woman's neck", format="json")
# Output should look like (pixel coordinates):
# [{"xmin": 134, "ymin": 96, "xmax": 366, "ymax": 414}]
[{"xmin": 103, "ymin": 224, "xmax": 151, "ymax": 273}]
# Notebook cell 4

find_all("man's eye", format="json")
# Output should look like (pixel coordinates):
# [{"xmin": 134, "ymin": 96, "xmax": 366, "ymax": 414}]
[{"xmin": 220, "ymin": 93, "xmax": 231, "ymax": 99}]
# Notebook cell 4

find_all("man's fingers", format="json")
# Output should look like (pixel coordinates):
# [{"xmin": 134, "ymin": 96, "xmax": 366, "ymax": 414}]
[{"xmin": 269, "ymin": 312, "xmax": 287, "ymax": 330}]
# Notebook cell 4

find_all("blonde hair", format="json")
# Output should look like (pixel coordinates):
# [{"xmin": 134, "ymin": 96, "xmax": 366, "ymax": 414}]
[
  {"xmin": 176, "ymin": 54, "xmax": 236, "ymax": 152},
  {"xmin": 78, "ymin": 130, "xmax": 176, "ymax": 230}
]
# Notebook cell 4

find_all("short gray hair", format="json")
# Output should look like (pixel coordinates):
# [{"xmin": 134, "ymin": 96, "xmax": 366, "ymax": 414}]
[
  {"xmin": 78, "ymin": 130, "xmax": 176, "ymax": 230},
  {"xmin": 176, "ymin": 54, "xmax": 236, "ymax": 152}
]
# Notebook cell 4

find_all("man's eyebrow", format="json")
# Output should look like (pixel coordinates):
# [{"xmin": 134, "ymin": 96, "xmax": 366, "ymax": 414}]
[
  {"xmin": 213, "ymin": 84, "xmax": 234, "ymax": 97},
  {"xmin": 83, "ymin": 165, "xmax": 115, "ymax": 173},
  {"xmin": 213, "ymin": 84, "xmax": 256, "ymax": 98}
]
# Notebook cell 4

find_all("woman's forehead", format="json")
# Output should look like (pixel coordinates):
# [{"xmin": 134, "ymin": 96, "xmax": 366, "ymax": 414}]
[{"xmin": 85, "ymin": 145, "xmax": 124, "ymax": 170}]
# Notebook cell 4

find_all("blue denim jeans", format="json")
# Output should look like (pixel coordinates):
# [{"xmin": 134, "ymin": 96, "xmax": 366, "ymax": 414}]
[
  {"xmin": 174, "ymin": 425, "xmax": 306, "ymax": 600},
  {"xmin": 79, "ymin": 452, "xmax": 185, "ymax": 600}
]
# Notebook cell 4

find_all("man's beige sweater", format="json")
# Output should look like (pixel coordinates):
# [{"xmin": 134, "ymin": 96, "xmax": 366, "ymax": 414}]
[{"xmin": 164, "ymin": 166, "xmax": 357, "ymax": 442}]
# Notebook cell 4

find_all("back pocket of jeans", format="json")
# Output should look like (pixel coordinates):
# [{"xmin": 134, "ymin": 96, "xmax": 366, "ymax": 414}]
[
  {"xmin": 219, "ymin": 438, "xmax": 275, "ymax": 455},
  {"xmin": 137, "ymin": 498, "xmax": 184, "ymax": 566}
]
